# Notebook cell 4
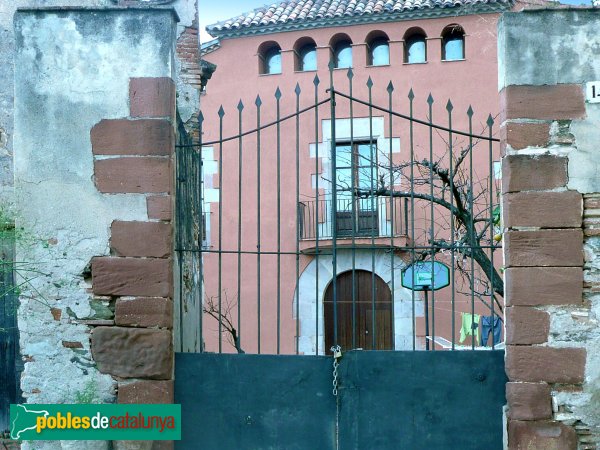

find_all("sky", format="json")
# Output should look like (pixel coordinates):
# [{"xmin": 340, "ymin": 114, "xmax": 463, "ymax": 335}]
[{"xmin": 198, "ymin": 0, "xmax": 594, "ymax": 44}]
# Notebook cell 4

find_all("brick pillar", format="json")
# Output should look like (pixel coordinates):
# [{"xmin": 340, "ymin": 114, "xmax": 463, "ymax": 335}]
[
  {"xmin": 90, "ymin": 77, "xmax": 176, "ymax": 449},
  {"xmin": 500, "ymin": 69, "xmax": 586, "ymax": 450}
]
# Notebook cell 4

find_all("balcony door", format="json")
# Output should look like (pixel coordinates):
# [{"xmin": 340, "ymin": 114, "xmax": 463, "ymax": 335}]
[{"xmin": 335, "ymin": 142, "xmax": 378, "ymax": 237}]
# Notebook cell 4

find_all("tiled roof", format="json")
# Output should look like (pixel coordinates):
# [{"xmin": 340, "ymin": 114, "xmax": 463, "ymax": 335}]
[{"xmin": 207, "ymin": 0, "xmax": 511, "ymax": 37}]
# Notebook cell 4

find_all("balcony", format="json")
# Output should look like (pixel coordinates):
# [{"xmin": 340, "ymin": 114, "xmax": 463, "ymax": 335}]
[{"xmin": 298, "ymin": 198, "xmax": 408, "ymax": 253}]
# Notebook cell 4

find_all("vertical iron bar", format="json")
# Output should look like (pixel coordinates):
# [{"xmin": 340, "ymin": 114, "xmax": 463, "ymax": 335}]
[
  {"xmin": 408, "ymin": 89, "xmax": 416, "ymax": 351},
  {"xmin": 387, "ymin": 82, "xmax": 395, "ymax": 352},
  {"xmin": 447, "ymin": 100, "xmax": 455, "ymax": 351},
  {"xmin": 329, "ymin": 63, "xmax": 339, "ymax": 348},
  {"xmin": 217, "ymin": 106, "xmax": 225, "ymax": 354},
  {"xmin": 367, "ymin": 77, "xmax": 376, "ymax": 350},
  {"xmin": 314, "ymin": 75, "xmax": 320, "ymax": 355},
  {"xmin": 348, "ymin": 68, "xmax": 356, "ymax": 350},
  {"xmin": 255, "ymin": 96, "xmax": 262, "ymax": 354},
  {"xmin": 275, "ymin": 87, "xmax": 282, "ymax": 354},
  {"xmin": 176, "ymin": 128, "xmax": 184, "ymax": 352},
  {"xmin": 295, "ymin": 84, "xmax": 301, "ymax": 355},
  {"xmin": 427, "ymin": 94, "xmax": 435, "ymax": 352},
  {"xmin": 488, "ymin": 115, "xmax": 496, "ymax": 348},
  {"xmin": 236, "ymin": 100, "xmax": 244, "ymax": 352},
  {"xmin": 468, "ymin": 107, "xmax": 475, "ymax": 351},
  {"xmin": 198, "ymin": 111, "xmax": 205, "ymax": 352}
]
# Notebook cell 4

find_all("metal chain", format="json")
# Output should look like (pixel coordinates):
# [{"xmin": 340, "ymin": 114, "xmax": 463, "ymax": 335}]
[{"xmin": 331, "ymin": 345, "xmax": 342, "ymax": 396}]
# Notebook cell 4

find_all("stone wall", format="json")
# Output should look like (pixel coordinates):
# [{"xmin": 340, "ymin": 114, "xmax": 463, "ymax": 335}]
[
  {"xmin": 14, "ymin": 9, "xmax": 178, "ymax": 450},
  {"xmin": 498, "ymin": 9, "xmax": 600, "ymax": 450}
]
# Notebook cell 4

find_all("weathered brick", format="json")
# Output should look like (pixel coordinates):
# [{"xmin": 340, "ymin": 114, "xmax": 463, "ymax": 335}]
[
  {"xmin": 504, "ymin": 230, "xmax": 583, "ymax": 267},
  {"xmin": 118, "ymin": 380, "xmax": 174, "ymax": 404},
  {"xmin": 115, "ymin": 297, "xmax": 173, "ymax": 329},
  {"xmin": 147, "ymin": 195, "xmax": 172, "ymax": 221},
  {"xmin": 92, "ymin": 257, "xmax": 172, "ymax": 297},
  {"xmin": 94, "ymin": 157, "xmax": 170, "ymax": 194},
  {"xmin": 506, "ymin": 346, "xmax": 586, "ymax": 383},
  {"xmin": 500, "ymin": 85, "xmax": 586, "ymax": 121},
  {"xmin": 508, "ymin": 420, "xmax": 577, "ymax": 450},
  {"xmin": 506, "ymin": 383, "xmax": 552, "ymax": 420},
  {"xmin": 503, "ymin": 191, "xmax": 582, "ymax": 228},
  {"xmin": 502, "ymin": 155, "xmax": 568, "ymax": 193},
  {"xmin": 91, "ymin": 119, "xmax": 174, "ymax": 156},
  {"xmin": 130, "ymin": 77, "xmax": 176, "ymax": 119},
  {"xmin": 62, "ymin": 341, "xmax": 84, "ymax": 349},
  {"xmin": 501, "ymin": 122, "xmax": 550, "ymax": 151},
  {"xmin": 505, "ymin": 267, "xmax": 582, "ymax": 306},
  {"xmin": 505, "ymin": 307, "xmax": 549, "ymax": 345},
  {"xmin": 111, "ymin": 221, "xmax": 171, "ymax": 258},
  {"xmin": 91, "ymin": 327, "xmax": 172, "ymax": 379}
]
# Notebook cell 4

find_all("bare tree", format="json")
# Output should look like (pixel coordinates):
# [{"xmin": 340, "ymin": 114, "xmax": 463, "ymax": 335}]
[{"xmin": 203, "ymin": 292, "xmax": 245, "ymax": 353}]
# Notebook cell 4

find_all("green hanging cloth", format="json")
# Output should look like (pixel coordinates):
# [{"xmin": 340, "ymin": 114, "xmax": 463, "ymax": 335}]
[{"xmin": 459, "ymin": 312, "xmax": 480, "ymax": 344}]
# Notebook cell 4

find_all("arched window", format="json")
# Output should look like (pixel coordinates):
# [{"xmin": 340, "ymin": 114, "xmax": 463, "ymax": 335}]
[
  {"xmin": 294, "ymin": 38, "xmax": 317, "ymax": 71},
  {"xmin": 258, "ymin": 41, "xmax": 282, "ymax": 74},
  {"xmin": 366, "ymin": 31, "xmax": 390, "ymax": 66},
  {"xmin": 442, "ymin": 25, "xmax": 465, "ymax": 61},
  {"xmin": 331, "ymin": 34, "xmax": 353, "ymax": 69},
  {"xmin": 403, "ymin": 28, "xmax": 427, "ymax": 64}
]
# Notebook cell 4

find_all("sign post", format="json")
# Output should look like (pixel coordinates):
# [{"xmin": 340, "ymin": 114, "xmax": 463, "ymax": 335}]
[{"xmin": 401, "ymin": 261, "xmax": 450, "ymax": 350}]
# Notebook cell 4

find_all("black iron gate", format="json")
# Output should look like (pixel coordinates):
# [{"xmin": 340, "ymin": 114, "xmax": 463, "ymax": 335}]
[{"xmin": 174, "ymin": 65, "xmax": 506, "ymax": 449}]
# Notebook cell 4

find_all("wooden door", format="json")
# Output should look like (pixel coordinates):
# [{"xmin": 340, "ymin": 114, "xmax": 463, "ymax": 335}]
[{"xmin": 324, "ymin": 270, "xmax": 393, "ymax": 353}]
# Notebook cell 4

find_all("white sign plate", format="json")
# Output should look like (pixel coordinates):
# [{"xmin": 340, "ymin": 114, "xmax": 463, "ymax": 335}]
[{"xmin": 586, "ymin": 81, "xmax": 600, "ymax": 104}]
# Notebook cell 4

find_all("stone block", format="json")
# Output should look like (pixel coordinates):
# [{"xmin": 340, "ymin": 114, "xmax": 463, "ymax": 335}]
[
  {"xmin": 505, "ymin": 307, "xmax": 549, "ymax": 345},
  {"xmin": 502, "ymin": 155, "xmax": 568, "ymax": 193},
  {"xmin": 501, "ymin": 122, "xmax": 550, "ymax": 151},
  {"xmin": 118, "ymin": 380, "xmax": 174, "ymax": 404},
  {"xmin": 91, "ymin": 327, "xmax": 172, "ymax": 379},
  {"xmin": 508, "ymin": 420, "xmax": 577, "ymax": 450},
  {"xmin": 506, "ymin": 346, "xmax": 586, "ymax": 383},
  {"xmin": 130, "ymin": 77, "xmax": 176, "ymax": 119},
  {"xmin": 503, "ymin": 191, "xmax": 582, "ymax": 228},
  {"xmin": 506, "ymin": 382, "xmax": 552, "ymax": 420},
  {"xmin": 500, "ymin": 85, "xmax": 586, "ymax": 121},
  {"xmin": 94, "ymin": 157, "xmax": 170, "ymax": 194},
  {"xmin": 111, "ymin": 221, "xmax": 172, "ymax": 258},
  {"xmin": 147, "ymin": 195, "xmax": 172, "ymax": 221},
  {"xmin": 115, "ymin": 297, "xmax": 173, "ymax": 329},
  {"xmin": 505, "ymin": 267, "xmax": 582, "ymax": 306},
  {"xmin": 91, "ymin": 119, "xmax": 173, "ymax": 156},
  {"xmin": 92, "ymin": 257, "xmax": 172, "ymax": 297},
  {"xmin": 504, "ymin": 230, "xmax": 583, "ymax": 267}
]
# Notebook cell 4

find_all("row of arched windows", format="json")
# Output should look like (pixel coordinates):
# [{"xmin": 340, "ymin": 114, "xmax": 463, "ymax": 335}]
[{"xmin": 259, "ymin": 25, "xmax": 466, "ymax": 75}]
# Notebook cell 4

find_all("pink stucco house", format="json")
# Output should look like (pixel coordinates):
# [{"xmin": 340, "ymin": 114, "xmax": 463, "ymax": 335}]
[{"xmin": 197, "ymin": 0, "xmax": 517, "ymax": 355}]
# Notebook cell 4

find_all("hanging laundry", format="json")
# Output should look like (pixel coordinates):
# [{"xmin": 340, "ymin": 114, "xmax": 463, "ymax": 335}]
[
  {"xmin": 480, "ymin": 315, "xmax": 503, "ymax": 346},
  {"xmin": 459, "ymin": 312, "xmax": 480, "ymax": 344}
]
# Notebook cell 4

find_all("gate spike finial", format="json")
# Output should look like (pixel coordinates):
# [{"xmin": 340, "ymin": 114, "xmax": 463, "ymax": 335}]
[
  {"xmin": 467, "ymin": 105, "xmax": 474, "ymax": 117},
  {"xmin": 347, "ymin": 68, "xmax": 354, "ymax": 80},
  {"xmin": 427, "ymin": 93, "xmax": 434, "ymax": 105},
  {"xmin": 237, "ymin": 100, "xmax": 244, "ymax": 111},
  {"xmin": 295, "ymin": 83, "xmax": 301, "ymax": 95},
  {"xmin": 328, "ymin": 60, "xmax": 335, "ymax": 72},
  {"xmin": 446, "ymin": 99, "xmax": 453, "ymax": 112},
  {"xmin": 408, "ymin": 88, "xmax": 415, "ymax": 101},
  {"xmin": 366, "ymin": 76, "xmax": 373, "ymax": 88},
  {"xmin": 275, "ymin": 87, "xmax": 282, "ymax": 100},
  {"xmin": 218, "ymin": 105, "xmax": 225, "ymax": 118},
  {"xmin": 487, "ymin": 114, "xmax": 495, "ymax": 127},
  {"xmin": 313, "ymin": 74, "xmax": 320, "ymax": 86},
  {"xmin": 255, "ymin": 95, "xmax": 262, "ymax": 107},
  {"xmin": 387, "ymin": 81, "xmax": 394, "ymax": 93},
  {"xmin": 198, "ymin": 110, "xmax": 204, "ymax": 123}
]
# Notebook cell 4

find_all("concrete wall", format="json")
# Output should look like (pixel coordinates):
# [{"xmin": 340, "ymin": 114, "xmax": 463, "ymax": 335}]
[
  {"xmin": 14, "ymin": 8, "xmax": 177, "ymax": 450},
  {"xmin": 499, "ymin": 9, "xmax": 600, "ymax": 449},
  {"xmin": 0, "ymin": 0, "xmax": 198, "ymax": 205}
]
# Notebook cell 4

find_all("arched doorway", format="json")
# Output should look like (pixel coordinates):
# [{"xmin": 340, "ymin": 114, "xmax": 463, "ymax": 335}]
[{"xmin": 324, "ymin": 270, "xmax": 393, "ymax": 353}]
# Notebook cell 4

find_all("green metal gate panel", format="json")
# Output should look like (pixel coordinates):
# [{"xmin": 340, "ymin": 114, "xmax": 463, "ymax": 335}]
[{"xmin": 175, "ymin": 351, "xmax": 506, "ymax": 450}]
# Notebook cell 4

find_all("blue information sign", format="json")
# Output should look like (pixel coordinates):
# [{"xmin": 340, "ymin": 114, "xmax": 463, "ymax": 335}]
[{"xmin": 401, "ymin": 261, "xmax": 450, "ymax": 291}]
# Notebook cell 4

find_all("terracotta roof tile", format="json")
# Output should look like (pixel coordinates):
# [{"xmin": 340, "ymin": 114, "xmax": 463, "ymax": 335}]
[{"xmin": 207, "ymin": 0, "xmax": 510, "ymax": 36}]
